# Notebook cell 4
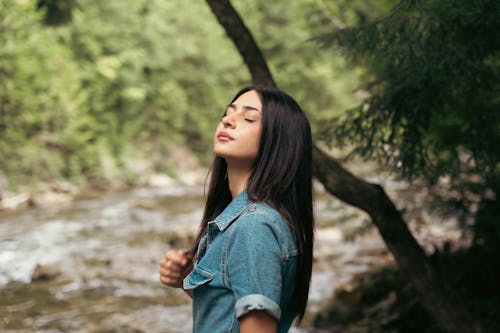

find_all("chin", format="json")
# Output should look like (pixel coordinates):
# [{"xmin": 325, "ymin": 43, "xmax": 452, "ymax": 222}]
[{"xmin": 214, "ymin": 150, "xmax": 230, "ymax": 160}]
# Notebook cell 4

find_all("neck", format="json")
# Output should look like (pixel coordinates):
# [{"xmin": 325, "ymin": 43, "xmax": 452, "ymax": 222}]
[{"xmin": 226, "ymin": 163, "xmax": 251, "ymax": 199}]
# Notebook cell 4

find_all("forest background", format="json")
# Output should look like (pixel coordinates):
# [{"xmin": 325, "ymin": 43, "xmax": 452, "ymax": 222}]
[
  {"xmin": 1, "ymin": 0, "xmax": 364, "ymax": 188},
  {"xmin": 1, "ymin": 0, "xmax": 499, "ymax": 332}
]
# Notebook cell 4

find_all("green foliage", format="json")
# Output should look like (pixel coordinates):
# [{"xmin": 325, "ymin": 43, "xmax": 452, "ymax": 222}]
[
  {"xmin": 318, "ymin": 0, "xmax": 500, "ymax": 187},
  {"xmin": 1, "ymin": 0, "xmax": 376, "ymax": 189},
  {"xmin": 0, "ymin": 0, "xmax": 87, "ymax": 187},
  {"xmin": 0, "ymin": 0, "xmax": 251, "ymax": 188},
  {"xmin": 62, "ymin": 0, "xmax": 251, "ymax": 170}
]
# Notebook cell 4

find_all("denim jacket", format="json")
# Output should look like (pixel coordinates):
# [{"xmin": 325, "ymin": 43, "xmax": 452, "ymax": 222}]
[{"xmin": 183, "ymin": 190, "xmax": 298, "ymax": 333}]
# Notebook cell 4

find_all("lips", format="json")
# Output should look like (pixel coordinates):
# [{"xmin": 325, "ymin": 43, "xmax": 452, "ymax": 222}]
[{"xmin": 217, "ymin": 131, "xmax": 234, "ymax": 141}]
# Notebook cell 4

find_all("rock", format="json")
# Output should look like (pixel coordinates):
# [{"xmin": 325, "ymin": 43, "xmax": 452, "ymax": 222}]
[
  {"xmin": 316, "ymin": 227, "xmax": 343, "ymax": 243},
  {"xmin": 31, "ymin": 263, "xmax": 62, "ymax": 282},
  {"xmin": 176, "ymin": 169, "xmax": 206, "ymax": 186},
  {"xmin": 336, "ymin": 282, "xmax": 363, "ymax": 305},
  {"xmin": 49, "ymin": 180, "xmax": 78, "ymax": 194},
  {"xmin": 131, "ymin": 198, "xmax": 157, "ymax": 210},
  {"xmin": 0, "ymin": 192, "xmax": 31, "ymax": 210},
  {"xmin": 31, "ymin": 191, "xmax": 72, "ymax": 208},
  {"xmin": 147, "ymin": 174, "xmax": 176, "ymax": 187}
]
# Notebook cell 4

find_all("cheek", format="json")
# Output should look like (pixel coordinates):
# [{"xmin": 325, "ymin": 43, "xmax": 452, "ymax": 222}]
[{"xmin": 250, "ymin": 127, "xmax": 261, "ymax": 152}]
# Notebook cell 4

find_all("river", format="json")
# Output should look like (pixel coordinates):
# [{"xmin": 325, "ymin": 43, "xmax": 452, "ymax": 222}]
[{"xmin": 0, "ymin": 183, "xmax": 391, "ymax": 332}]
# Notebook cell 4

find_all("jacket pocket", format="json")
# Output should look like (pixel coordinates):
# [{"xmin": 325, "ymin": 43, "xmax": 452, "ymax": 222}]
[{"xmin": 183, "ymin": 266, "xmax": 214, "ymax": 290}]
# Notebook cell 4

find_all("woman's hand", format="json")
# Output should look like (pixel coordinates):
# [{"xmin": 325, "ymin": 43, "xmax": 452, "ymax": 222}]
[{"xmin": 159, "ymin": 249, "xmax": 193, "ymax": 289}]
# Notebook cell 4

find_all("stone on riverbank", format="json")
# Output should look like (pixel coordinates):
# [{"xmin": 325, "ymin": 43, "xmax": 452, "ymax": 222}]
[
  {"xmin": 0, "ymin": 192, "xmax": 31, "ymax": 210},
  {"xmin": 31, "ymin": 263, "xmax": 62, "ymax": 282}
]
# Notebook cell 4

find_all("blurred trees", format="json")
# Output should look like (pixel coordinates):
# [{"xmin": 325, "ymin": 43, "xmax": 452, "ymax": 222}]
[
  {"xmin": 0, "ymin": 0, "xmax": 362, "ymax": 189},
  {"xmin": 0, "ymin": 0, "xmax": 84, "ymax": 186},
  {"xmin": 1, "ymin": 0, "xmax": 249, "ymax": 187},
  {"xmin": 58, "ymin": 0, "xmax": 244, "ymax": 180}
]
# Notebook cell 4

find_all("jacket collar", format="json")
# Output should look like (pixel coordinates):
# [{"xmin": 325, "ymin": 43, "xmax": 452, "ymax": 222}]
[{"xmin": 213, "ymin": 190, "xmax": 250, "ymax": 231}]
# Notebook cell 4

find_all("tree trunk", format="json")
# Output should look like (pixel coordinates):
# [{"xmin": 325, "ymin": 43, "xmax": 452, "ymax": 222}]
[
  {"xmin": 205, "ymin": 1, "xmax": 482, "ymax": 332},
  {"xmin": 205, "ymin": 0, "xmax": 275, "ymax": 88},
  {"xmin": 313, "ymin": 146, "xmax": 480, "ymax": 332}
]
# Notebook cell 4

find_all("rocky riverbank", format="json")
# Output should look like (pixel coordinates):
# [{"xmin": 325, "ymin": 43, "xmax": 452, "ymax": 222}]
[
  {"xmin": 0, "ymin": 143, "xmax": 207, "ymax": 213},
  {"xmin": 0, "ymin": 153, "xmax": 479, "ymax": 332}
]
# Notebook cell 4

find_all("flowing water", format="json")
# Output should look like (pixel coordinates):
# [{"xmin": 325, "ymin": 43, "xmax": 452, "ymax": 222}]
[{"xmin": 0, "ymin": 184, "xmax": 389, "ymax": 333}]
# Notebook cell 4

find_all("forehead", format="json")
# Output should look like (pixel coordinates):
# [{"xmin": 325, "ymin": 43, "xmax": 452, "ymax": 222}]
[{"xmin": 232, "ymin": 90, "xmax": 262, "ymax": 109}]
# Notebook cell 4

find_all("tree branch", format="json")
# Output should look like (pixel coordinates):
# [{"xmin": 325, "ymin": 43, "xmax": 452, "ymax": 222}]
[{"xmin": 205, "ymin": 0, "xmax": 276, "ymax": 88}]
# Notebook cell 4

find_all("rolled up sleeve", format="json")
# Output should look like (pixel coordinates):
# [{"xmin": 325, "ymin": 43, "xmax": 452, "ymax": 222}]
[
  {"xmin": 225, "ymin": 212, "xmax": 283, "ymax": 320},
  {"xmin": 235, "ymin": 294, "xmax": 281, "ymax": 319}
]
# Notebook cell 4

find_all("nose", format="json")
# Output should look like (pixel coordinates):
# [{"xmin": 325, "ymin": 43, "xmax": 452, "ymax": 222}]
[{"xmin": 222, "ymin": 113, "xmax": 236, "ymax": 128}]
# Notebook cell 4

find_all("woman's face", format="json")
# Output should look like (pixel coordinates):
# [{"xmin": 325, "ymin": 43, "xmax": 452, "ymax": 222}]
[{"xmin": 214, "ymin": 90, "xmax": 262, "ymax": 167}]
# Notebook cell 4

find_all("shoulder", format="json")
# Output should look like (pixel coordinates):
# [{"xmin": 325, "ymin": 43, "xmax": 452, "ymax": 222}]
[
  {"xmin": 228, "ymin": 202, "xmax": 297, "ymax": 254},
  {"xmin": 235, "ymin": 202, "xmax": 287, "ymax": 232}
]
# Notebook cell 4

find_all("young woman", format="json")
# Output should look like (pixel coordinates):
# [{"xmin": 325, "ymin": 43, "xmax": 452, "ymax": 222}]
[{"xmin": 159, "ymin": 86, "xmax": 314, "ymax": 333}]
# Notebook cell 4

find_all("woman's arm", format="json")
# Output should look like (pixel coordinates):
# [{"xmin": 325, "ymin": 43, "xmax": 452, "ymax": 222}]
[{"xmin": 239, "ymin": 310, "xmax": 277, "ymax": 333}]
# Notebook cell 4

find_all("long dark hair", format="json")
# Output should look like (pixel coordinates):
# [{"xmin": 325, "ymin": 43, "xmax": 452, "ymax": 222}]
[{"xmin": 191, "ymin": 86, "xmax": 314, "ymax": 321}]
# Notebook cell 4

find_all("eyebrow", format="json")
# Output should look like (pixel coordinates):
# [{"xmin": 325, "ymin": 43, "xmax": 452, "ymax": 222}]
[{"xmin": 228, "ymin": 103, "xmax": 261, "ymax": 112}]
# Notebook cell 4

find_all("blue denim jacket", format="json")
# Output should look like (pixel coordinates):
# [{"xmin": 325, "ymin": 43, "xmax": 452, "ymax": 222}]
[{"xmin": 183, "ymin": 190, "xmax": 298, "ymax": 333}]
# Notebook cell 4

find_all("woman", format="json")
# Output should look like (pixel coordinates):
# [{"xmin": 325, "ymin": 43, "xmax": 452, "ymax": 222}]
[{"xmin": 159, "ymin": 86, "xmax": 314, "ymax": 333}]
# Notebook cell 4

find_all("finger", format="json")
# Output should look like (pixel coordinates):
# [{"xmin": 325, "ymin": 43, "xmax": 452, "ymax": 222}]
[
  {"xmin": 168, "ymin": 250, "xmax": 188, "ymax": 267},
  {"xmin": 160, "ymin": 275, "xmax": 174, "ymax": 286},
  {"xmin": 177, "ymin": 249, "xmax": 193, "ymax": 265},
  {"xmin": 160, "ymin": 259, "xmax": 182, "ymax": 272},
  {"xmin": 160, "ymin": 275, "xmax": 182, "ymax": 287},
  {"xmin": 160, "ymin": 254, "xmax": 184, "ymax": 270},
  {"xmin": 181, "ymin": 249, "xmax": 194, "ymax": 261},
  {"xmin": 159, "ymin": 267, "xmax": 181, "ymax": 279},
  {"xmin": 165, "ymin": 251, "xmax": 187, "ymax": 267}
]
